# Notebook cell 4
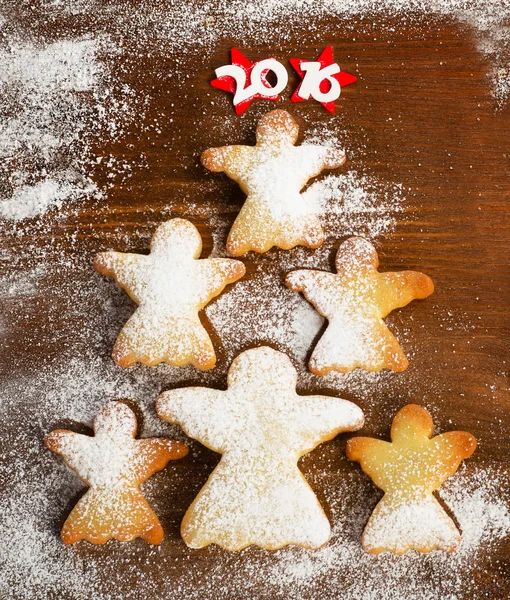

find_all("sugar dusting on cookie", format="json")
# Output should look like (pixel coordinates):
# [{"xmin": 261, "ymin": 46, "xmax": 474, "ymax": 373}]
[
  {"xmin": 157, "ymin": 346, "xmax": 364, "ymax": 551},
  {"xmin": 94, "ymin": 218, "xmax": 245, "ymax": 369},
  {"xmin": 285, "ymin": 238, "xmax": 434, "ymax": 375},
  {"xmin": 201, "ymin": 110, "xmax": 347, "ymax": 254},
  {"xmin": 44, "ymin": 401, "xmax": 188, "ymax": 544},
  {"xmin": 346, "ymin": 404, "xmax": 476, "ymax": 554}
]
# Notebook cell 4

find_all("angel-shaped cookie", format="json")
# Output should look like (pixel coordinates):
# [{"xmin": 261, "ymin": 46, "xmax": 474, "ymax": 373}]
[
  {"xmin": 94, "ymin": 218, "xmax": 245, "ymax": 369},
  {"xmin": 157, "ymin": 346, "xmax": 364, "ymax": 551},
  {"xmin": 285, "ymin": 236, "xmax": 434, "ymax": 374},
  {"xmin": 201, "ymin": 109, "xmax": 347, "ymax": 255},
  {"xmin": 45, "ymin": 401, "xmax": 188, "ymax": 544},
  {"xmin": 346, "ymin": 404, "xmax": 476, "ymax": 554}
]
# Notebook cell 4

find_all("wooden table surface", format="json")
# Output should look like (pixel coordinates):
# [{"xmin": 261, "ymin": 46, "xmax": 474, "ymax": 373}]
[{"xmin": 0, "ymin": 3, "xmax": 509, "ymax": 599}]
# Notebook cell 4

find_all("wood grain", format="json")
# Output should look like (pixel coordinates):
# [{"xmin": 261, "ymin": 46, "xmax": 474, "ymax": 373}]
[{"xmin": 0, "ymin": 4, "xmax": 509, "ymax": 600}]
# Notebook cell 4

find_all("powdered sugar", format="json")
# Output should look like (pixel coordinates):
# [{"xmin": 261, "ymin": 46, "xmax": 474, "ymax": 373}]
[
  {"xmin": 0, "ymin": 38, "xmax": 98, "ymax": 92},
  {"xmin": 304, "ymin": 171, "xmax": 404, "ymax": 240},
  {"xmin": 0, "ymin": 33, "xmax": 146, "ymax": 222},
  {"xmin": 0, "ymin": 177, "xmax": 98, "ymax": 221},
  {"xmin": 441, "ymin": 468, "xmax": 510, "ymax": 553},
  {"xmin": 206, "ymin": 271, "xmax": 324, "ymax": 366},
  {"xmin": 0, "ymin": 38, "xmax": 103, "ymax": 219}
]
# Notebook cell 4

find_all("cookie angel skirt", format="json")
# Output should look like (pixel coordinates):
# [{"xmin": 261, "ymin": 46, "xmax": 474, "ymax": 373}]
[
  {"xmin": 61, "ymin": 484, "xmax": 164, "ymax": 544},
  {"xmin": 310, "ymin": 315, "xmax": 405, "ymax": 374},
  {"xmin": 113, "ymin": 309, "xmax": 215, "ymax": 369},
  {"xmin": 362, "ymin": 493, "xmax": 461, "ymax": 554},
  {"xmin": 180, "ymin": 456, "xmax": 331, "ymax": 550}
]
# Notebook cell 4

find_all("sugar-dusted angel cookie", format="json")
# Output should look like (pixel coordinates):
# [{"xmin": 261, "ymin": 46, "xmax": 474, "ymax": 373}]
[
  {"xmin": 285, "ymin": 237, "xmax": 434, "ymax": 374},
  {"xmin": 157, "ymin": 346, "xmax": 364, "ymax": 551},
  {"xmin": 346, "ymin": 404, "xmax": 476, "ymax": 554},
  {"xmin": 45, "ymin": 401, "xmax": 188, "ymax": 544},
  {"xmin": 94, "ymin": 218, "xmax": 245, "ymax": 369},
  {"xmin": 201, "ymin": 109, "xmax": 346, "ymax": 255}
]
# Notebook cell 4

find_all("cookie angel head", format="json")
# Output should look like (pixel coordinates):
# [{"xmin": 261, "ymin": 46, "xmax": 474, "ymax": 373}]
[
  {"xmin": 255, "ymin": 109, "xmax": 299, "ymax": 146},
  {"xmin": 150, "ymin": 218, "xmax": 203, "ymax": 257}
]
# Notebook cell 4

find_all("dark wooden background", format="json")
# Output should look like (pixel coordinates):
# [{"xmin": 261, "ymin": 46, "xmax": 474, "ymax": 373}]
[{"xmin": 0, "ymin": 3, "xmax": 509, "ymax": 599}]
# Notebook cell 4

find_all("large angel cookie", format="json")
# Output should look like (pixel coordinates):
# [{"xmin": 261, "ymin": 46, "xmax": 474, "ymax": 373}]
[
  {"xmin": 201, "ymin": 109, "xmax": 347, "ymax": 255},
  {"xmin": 347, "ymin": 404, "xmax": 476, "ymax": 554},
  {"xmin": 45, "ymin": 401, "xmax": 188, "ymax": 544},
  {"xmin": 157, "ymin": 346, "xmax": 364, "ymax": 551},
  {"xmin": 286, "ymin": 237, "xmax": 434, "ymax": 374},
  {"xmin": 94, "ymin": 218, "xmax": 245, "ymax": 369}
]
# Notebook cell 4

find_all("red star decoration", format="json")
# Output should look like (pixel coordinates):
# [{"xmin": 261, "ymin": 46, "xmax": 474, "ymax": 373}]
[
  {"xmin": 211, "ymin": 48, "xmax": 280, "ymax": 115},
  {"xmin": 290, "ymin": 46, "xmax": 357, "ymax": 114}
]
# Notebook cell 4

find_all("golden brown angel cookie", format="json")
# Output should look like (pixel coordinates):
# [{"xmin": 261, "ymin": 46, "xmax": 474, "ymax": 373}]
[
  {"xmin": 45, "ymin": 401, "xmax": 188, "ymax": 544},
  {"xmin": 157, "ymin": 346, "xmax": 364, "ymax": 551},
  {"xmin": 201, "ymin": 109, "xmax": 347, "ymax": 255},
  {"xmin": 94, "ymin": 218, "xmax": 246, "ymax": 369},
  {"xmin": 285, "ymin": 236, "xmax": 434, "ymax": 374},
  {"xmin": 346, "ymin": 404, "xmax": 477, "ymax": 555}
]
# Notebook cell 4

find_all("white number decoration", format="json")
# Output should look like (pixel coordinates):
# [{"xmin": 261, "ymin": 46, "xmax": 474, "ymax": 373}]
[
  {"xmin": 290, "ymin": 46, "xmax": 357, "ymax": 113},
  {"xmin": 296, "ymin": 62, "xmax": 341, "ymax": 103},
  {"xmin": 210, "ymin": 47, "xmax": 356, "ymax": 114},
  {"xmin": 215, "ymin": 58, "xmax": 289, "ymax": 106}
]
